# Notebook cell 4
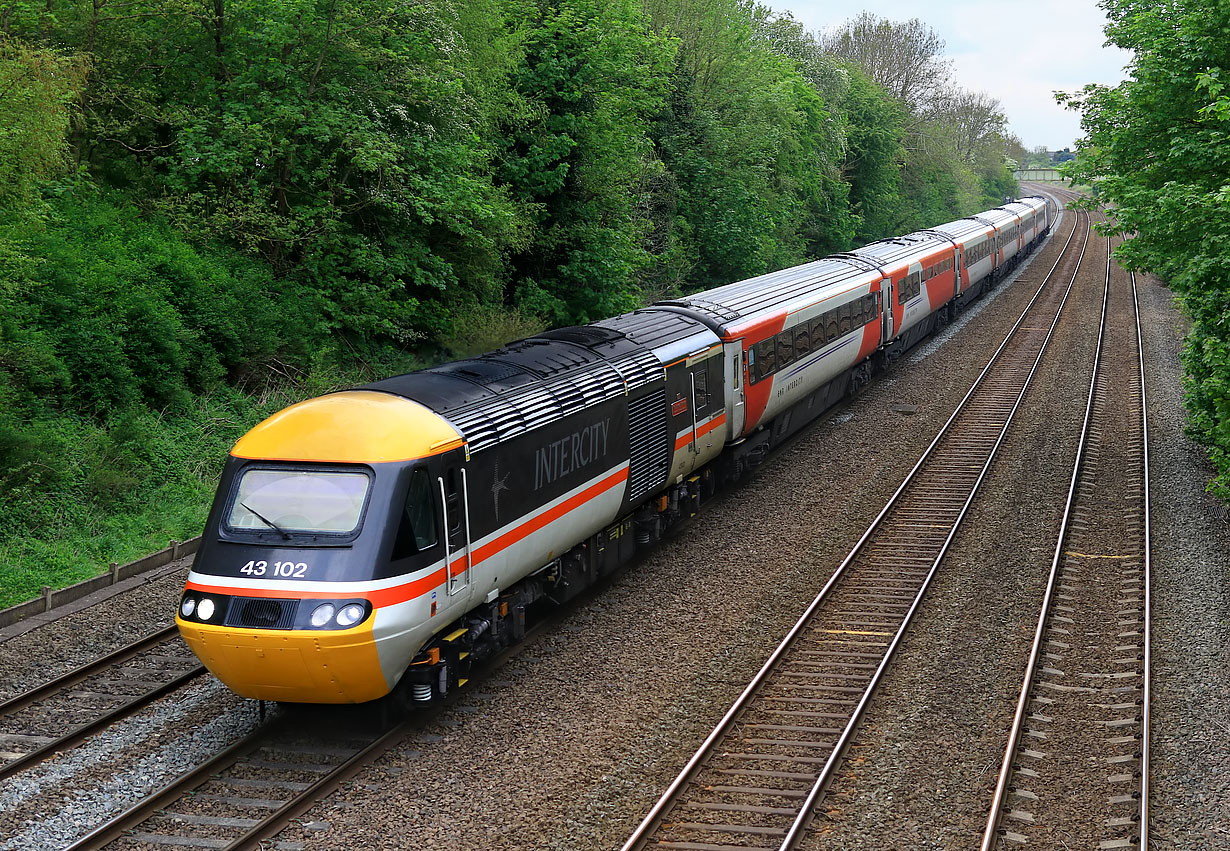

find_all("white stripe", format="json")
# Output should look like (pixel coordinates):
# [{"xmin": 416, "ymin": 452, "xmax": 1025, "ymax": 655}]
[{"xmin": 187, "ymin": 566, "xmax": 443, "ymax": 595}]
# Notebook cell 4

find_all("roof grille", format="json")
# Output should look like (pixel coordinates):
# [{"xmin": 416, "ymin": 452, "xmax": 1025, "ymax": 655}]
[
  {"xmin": 610, "ymin": 348, "xmax": 664, "ymax": 391},
  {"xmin": 448, "ymin": 361, "xmax": 629, "ymax": 452}
]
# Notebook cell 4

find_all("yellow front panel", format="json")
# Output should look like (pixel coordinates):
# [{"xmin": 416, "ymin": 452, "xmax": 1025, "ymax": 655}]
[{"xmin": 177, "ymin": 617, "xmax": 391, "ymax": 704}]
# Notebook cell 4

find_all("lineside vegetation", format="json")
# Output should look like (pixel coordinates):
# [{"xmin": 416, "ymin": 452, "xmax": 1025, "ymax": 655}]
[
  {"xmin": 0, "ymin": 0, "xmax": 1019, "ymax": 606},
  {"xmin": 1062, "ymin": 0, "xmax": 1230, "ymax": 500}
]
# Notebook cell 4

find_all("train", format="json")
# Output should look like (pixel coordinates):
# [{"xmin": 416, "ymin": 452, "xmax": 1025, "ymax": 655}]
[{"xmin": 175, "ymin": 195, "xmax": 1057, "ymax": 706}]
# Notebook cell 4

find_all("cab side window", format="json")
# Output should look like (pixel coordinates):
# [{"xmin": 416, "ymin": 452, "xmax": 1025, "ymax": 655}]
[
  {"xmin": 392, "ymin": 467, "xmax": 439, "ymax": 560},
  {"xmin": 444, "ymin": 469, "xmax": 462, "ymax": 536}
]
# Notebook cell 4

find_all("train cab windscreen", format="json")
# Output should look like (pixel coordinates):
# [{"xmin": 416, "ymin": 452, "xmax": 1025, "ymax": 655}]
[{"xmin": 226, "ymin": 468, "xmax": 370, "ymax": 535}]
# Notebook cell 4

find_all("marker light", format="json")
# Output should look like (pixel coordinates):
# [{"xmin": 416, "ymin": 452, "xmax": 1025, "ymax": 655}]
[
  {"xmin": 310, "ymin": 603, "xmax": 336, "ymax": 627},
  {"xmin": 197, "ymin": 598, "xmax": 216, "ymax": 621},
  {"xmin": 180, "ymin": 597, "xmax": 196, "ymax": 618},
  {"xmin": 336, "ymin": 604, "xmax": 365, "ymax": 627}
]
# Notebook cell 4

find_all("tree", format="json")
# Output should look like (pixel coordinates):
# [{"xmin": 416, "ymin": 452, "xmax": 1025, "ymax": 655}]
[
  {"xmin": 9, "ymin": 0, "xmax": 528, "ymax": 344},
  {"xmin": 930, "ymin": 89, "xmax": 1007, "ymax": 164},
  {"xmin": 840, "ymin": 69, "xmax": 906, "ymax": 242},
  {"xmin": 819, "ymin": 12, "xmax": 950, "ymax": 113},
  {"xmin": 1062, "ymin": 0, "xmax": 1230, "ymax": 499},
  {"xmin": 497, "ymin": 0, "xmax": 675, "ymax": 325},
  {"xmin": 0, "ymin": 37, "xmax": 87, "ymax": 210}
]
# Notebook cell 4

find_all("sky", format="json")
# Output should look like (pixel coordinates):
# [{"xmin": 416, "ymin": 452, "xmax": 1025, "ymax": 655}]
[{"xmin": 765, "ymin": 0, "xmax": 1134, "ymax": 151}]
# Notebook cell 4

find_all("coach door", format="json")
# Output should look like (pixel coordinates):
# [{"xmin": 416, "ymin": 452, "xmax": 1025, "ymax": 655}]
[
  {"xmin": 725, "ymin": 341, "xmax": 745, "ymax": 438},
  {"xmin": 437, "ymin": 461, "xmax": 472, "ymax": 597},
  {"xmin": 880, "ymin": 277, "xmax": 894, "ymax": 345}
]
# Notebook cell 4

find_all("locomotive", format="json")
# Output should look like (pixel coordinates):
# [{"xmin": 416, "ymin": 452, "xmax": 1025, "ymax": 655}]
[{"xmin": 176, "ymin": 196, "xmax": 1056, "ymax": 705}]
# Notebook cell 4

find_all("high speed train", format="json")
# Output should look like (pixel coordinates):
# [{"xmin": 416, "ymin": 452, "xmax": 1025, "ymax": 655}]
[{"xmin": 176, "ymin": 195, "xmax": 1056, "ymax": 705}]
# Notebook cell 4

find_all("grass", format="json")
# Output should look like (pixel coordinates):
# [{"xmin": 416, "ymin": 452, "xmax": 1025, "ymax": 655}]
[{"xmin": 0, "ymin": 376, "xmax": 369, "ymax": 610}]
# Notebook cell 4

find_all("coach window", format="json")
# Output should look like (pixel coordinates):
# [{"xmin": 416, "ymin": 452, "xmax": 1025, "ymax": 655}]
[
  {"xmin": 793, "ymin": 326, "xmax": 809, "ymax": 359},
  {"xmin": 754, "ymin": 338, "xmax": 775, "ymax": 382},
  {"xmin": 392, "ymin": 467, "xmax": 439, "ymax": 560},
  {"xmin": 838, "ymin": 304, "xmax": 852, "ymax": 334},
  {"xmin": 810, "ymin": 317, "xmax": 827, "ymax": 349},
  {"xmin": 776, "ymin": 333, "xmax": 795, "ymax": 369}
]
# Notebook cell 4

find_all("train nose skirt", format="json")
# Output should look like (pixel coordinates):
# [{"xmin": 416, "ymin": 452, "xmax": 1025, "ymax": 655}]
[{"xmin": 224, "ymin": 597, "xmax": 299, "ymax": 630}]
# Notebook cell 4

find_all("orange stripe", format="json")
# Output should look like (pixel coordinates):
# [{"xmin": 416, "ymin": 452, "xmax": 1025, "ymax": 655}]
[
  {"xmin": 673, "ymin": 412, "xmax": 727, "ymax": 450},
  {"xmin": 185, "ymin": 466, "xmax": 631, "ymax": 609},
  {"xmin": 468, "ymin": 466, "xmax": 628, "ymax": 566}
]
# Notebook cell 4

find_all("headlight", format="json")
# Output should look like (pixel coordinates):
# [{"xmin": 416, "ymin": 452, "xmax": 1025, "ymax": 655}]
[
  {"xmin": 310, "ymin": 603, "xmax": 336, "ymax": 627},
  {"xmin": 180, "ymin": 597, "xmax": 196, "ymax": 618},
  {"xmin": 197, "ymin": 598, "xmax": 216, "ymax": 621},
  {"xmin": 336, "ymin": 604, "xmax": 365, "ymax": 627}
]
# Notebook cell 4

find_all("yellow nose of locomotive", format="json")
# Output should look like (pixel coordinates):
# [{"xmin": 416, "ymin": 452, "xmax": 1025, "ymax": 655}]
[{"xmin": 176, "ymin": 616, "xmax": 391, "ymax": 704}]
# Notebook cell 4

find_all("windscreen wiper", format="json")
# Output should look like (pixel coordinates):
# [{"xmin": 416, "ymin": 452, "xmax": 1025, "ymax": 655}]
[{"xmin": 240, "ymin": 502, "xmax": 292, "ymax": 540}]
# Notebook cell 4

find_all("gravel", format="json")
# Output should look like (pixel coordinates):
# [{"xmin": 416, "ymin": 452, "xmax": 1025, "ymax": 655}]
[
  {"xmin": 0, "ymin": 679, "xmax": 255, "ymax": 851},
  {"xmin": 2, "ymin": 194, "xmax": 1226, "ymax": 849}
]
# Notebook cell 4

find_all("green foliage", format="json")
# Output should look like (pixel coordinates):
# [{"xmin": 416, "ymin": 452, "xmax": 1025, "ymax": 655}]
[
  {"xmin": 439, "ymin": 303, "xmax": 548, "ymax": 358},
  {"xmin": 648, "ymin": 0, "xmax": 854, "ymax": 291},
  {"xmin": 839, "ymin": 70, "xmax": 906, "ymax": 242},
  {"xmin": 500, "ymin": 0, "xmax": 675, "ymax": 324},
  {"xmin": 1062, "ymin": 0, "xmax": 1230, "ymax": 499},
  {"xmin": 0, "ymin": 187, "xmax": 304, "ymax": 419},
  {"xmin": 0, "ymin": 37, "xmax": 86, "ymax": 210},
  {"xmin": 10, "ymin": 0, "xmax": 527, "ymax": 345}
]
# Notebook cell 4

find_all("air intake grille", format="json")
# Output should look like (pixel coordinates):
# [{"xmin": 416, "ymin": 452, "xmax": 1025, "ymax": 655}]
[
  {"xmin": 225, "ymin": 597, "xmax": 298, "ymax": 630},
  {"xmin": 627, "ymin": 389, "xmax": 670, "ymax": 501},
  {"xmin": 611, "ymin": 348, "xmax": 665, "ymax": 391},
  {"xmin": 448, "ymin": 361, "xmax": 627, "ymax": 453}
]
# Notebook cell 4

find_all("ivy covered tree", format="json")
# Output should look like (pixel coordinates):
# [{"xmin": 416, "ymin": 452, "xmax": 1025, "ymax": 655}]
[
  {"xmin": 499, "ymin": 0, "xmax": 675, "ymax": 325},
  {"xmin": 0, "ymin": 37, "xmax": 86, "ymax": 209},
  {"xmin": 1062, "ymin": 0, "xmax": 1230, "ymax": 499}
]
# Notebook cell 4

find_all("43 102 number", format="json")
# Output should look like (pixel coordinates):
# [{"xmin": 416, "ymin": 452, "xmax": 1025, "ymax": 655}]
[{"xmin": 239, "ymin": 560, "xmax": 308, "ymax": 578}]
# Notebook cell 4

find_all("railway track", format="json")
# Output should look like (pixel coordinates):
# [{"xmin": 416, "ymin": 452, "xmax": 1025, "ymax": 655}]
[
  {"xmin": 621, "ymin": 196, "xmax": 1091, "ymax": 851},
  {"xmin": 0, "ymin": 625, "xmax": 205, "ymax": 782},
  {"xmin": 980, "ymin": 226, "xmax": 1151, "ymax": 847},
  {"xmin": 59, "ymin": 604, "xmax": 566, "ymax": 850},
  {"xmin": 66, "ymin": 710, "xmax": 411, "ymax": 851}
]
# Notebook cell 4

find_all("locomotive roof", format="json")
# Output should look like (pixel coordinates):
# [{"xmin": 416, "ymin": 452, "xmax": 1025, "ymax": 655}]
[
  {"xmin": 596, "ymin": 309, "xmax": 721, "ymax": 364},
  {"xmin": 358, "ymin": 329, "xmax": 663, "ymax": 453}
]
